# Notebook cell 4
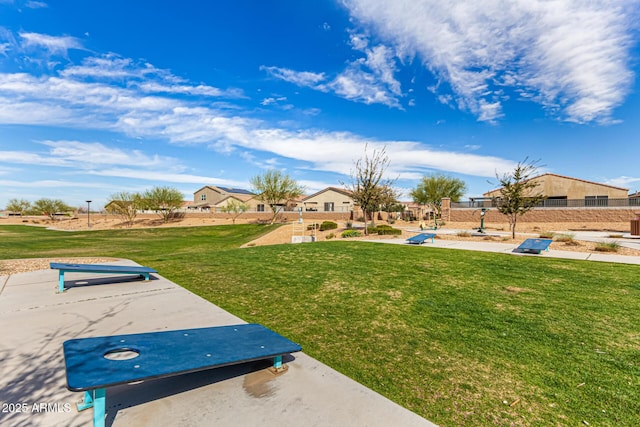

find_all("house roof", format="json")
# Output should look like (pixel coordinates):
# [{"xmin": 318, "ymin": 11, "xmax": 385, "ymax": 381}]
[
  {"xmin": 302, "ymin": 186, "xmax": 353, "ymax": 201},
  {"xmin": 484, "ymin": 173, "xmax": 629, "ymax": 196},
  {"xmin": 193, "ymin": 185, "xmax": 255, "ymax": 195}
]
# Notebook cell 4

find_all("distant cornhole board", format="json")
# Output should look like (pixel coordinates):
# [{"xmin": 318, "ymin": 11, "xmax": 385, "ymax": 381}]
[
  {"xmin": 406, "ymin": 233, "xmax": 436, "ymax": 245},
  {"xmin": 513, "ymin": 238, "xmax": 552, "ymax": 254}
]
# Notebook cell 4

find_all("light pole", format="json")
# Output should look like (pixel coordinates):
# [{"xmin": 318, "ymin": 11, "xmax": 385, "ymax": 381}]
[{"xmin": 86, "ymin": 200, "xmax": 92, "ymax": 228}]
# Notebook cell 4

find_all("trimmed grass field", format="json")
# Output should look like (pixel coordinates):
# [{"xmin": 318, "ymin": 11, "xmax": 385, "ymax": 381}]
[{"xmin": 1, "ymin": 224, "xmax": 639, "ymax": 426}]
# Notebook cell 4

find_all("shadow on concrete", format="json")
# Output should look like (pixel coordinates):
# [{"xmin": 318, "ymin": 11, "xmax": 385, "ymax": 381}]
[
  {"xmin": 64, "ymin": 275, "xmax": 157, "ymax": 290},
  {"xmin": 104, "ymin": 355, "xmax": 297, "ymax": 426}
]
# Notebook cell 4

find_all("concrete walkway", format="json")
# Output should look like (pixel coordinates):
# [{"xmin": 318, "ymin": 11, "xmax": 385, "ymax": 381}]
[
  {"xmin": 371, "ymin": 229, "xmax": 640, "ymax": 265},
  {"xmin": 0, "ymin": 261, "xmax": 436, "ymax": 427}
]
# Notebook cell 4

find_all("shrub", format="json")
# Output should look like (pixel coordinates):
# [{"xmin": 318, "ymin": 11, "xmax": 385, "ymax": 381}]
[
  {"xmin": 319, "ymin": 221, "xmax": 338, "ymax": 231},
  {"xmin": 366, "ymin": 225, "xmax": 401, "ymax": 235},
  {"xmin": 554, "ymin": 233, "xmax": 574, "ymax": 243},
  {"xmin": 341, "ymin": 230, "xmax": 362, "ymax": 238},
  {"xmin": 594, "ymin": 241, "xmax": 620, "ymax": 252},
  {"xmin": 325, "ymin": 232, "xmax": 335, "ymax": 240},
  {"xmin": 307, "ymin": 223, "xmax": 319, "ymax": 230},
  {"xmin": 539, "ymin": 231, "xmax": 555, "ymax": 239},
  {"xmin": 377, "ymin": 227, "xmax": 402, "ymax": 236},
  {"xmin": 457, "ymin": 231, "xmax": 471, "ymax": 237}
]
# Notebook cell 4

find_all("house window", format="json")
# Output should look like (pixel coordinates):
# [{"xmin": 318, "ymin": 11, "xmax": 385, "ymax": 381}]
[
  {"xmin": 257, "ymin": 204, "xmax": 265, "ymax": 212},
  {"xmin": 324, "ymin": 202, "xmax": 334, "ymax": 212},
  {"xmin": 200, "ymin": 194, "xmax": 206, "ymax": 201}
]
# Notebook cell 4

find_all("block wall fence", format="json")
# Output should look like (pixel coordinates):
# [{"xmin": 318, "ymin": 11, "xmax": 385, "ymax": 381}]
[{"xmin": 440, "ymin": 198, "xmax": 639, "ymax": 224}]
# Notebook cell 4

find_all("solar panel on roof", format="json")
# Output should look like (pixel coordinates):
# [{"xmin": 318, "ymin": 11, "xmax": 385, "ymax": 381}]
[{"xmin": 218, "ymin": 187, "xmax": 254, "ymax": 195}]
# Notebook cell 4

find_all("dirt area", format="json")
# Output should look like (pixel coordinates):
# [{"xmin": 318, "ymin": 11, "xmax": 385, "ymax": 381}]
[{"xmin": 1, "ymin": 215, "xmax": 639, "ymax": 276}]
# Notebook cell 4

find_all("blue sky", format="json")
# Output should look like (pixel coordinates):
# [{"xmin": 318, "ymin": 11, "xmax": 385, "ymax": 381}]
[{"xmin": 1, "ymin": 0, "xmax": 639, "ymax": 209}]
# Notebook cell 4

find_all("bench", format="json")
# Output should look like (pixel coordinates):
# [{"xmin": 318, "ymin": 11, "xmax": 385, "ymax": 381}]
[
  {"xmin": 513, "ymin": 238, "xmax": 553, "ymax": 254},
  {"xmin": 50, "ymin": 262, "xmax": 157, "ymax": 293},
  {"xmin": 63, "ymin": 323, "xmax": 302, "ymax": 427},
  {"xmin": 406, "ymin": 233, "xmax": 436, "ymax": 245}
]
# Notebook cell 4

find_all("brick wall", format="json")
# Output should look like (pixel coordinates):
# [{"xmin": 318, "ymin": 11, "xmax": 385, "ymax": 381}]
[{"xmin": 448, "ymin": 208, "xmax": 639, "ymax": 224}]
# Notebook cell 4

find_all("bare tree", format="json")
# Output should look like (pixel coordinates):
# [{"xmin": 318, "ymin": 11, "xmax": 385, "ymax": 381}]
[
  {"xmin": 493, "ymin": 158, "xmax": 546, "ymax": 239},
  {"xmin": 341, "ymin": 145, "xmax": 396, "ymax": 235}
]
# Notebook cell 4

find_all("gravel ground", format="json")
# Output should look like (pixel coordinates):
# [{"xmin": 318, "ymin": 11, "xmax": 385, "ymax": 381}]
[{"xmin": 0, "ymin": 257, "xmax": 117, "ymax": 276}]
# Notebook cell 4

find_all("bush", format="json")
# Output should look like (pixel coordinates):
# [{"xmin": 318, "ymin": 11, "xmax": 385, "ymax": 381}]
[
  {"xmin": 554, "ymin": 233, "xmax": 574, "ymax": 243},
  {"xmin": 539, "ymin": 231, "xmax": 555, "ymax": 239},
  {"xmin": 307, "ymin": 223, "xmax": 319, "ymax": 230},
  {"xmin": 365, "ymin": 224, "xmax": 402, "ymax": 235},
  {"xmin": 457, "ymin": 231, "xmax": 471, "ymax": 237},
  {"xmin": 319, "ymin": 221, "xmax": 338, "ymax": 231},
  {"xmin": 325, "ymin": 232, "xmax": 335, "ymax": 240},
  {"xmin": 341, "ymin": 230, "xmax": 362, "ymax": 238},
  {"xmin": 594, "ymin": 241, "xmax": 620, "ymax": 252}
]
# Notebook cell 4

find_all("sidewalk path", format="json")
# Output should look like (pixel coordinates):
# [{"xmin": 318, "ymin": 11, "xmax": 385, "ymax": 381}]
[{"xmin": 368, "ymin": 229, "xmax": 640, "ymax": 265}]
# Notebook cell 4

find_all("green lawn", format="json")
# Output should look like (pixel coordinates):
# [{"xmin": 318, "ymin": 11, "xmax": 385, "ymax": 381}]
[{"xmin": 1, "ymin": 224, "xmax": 639, "ymax": 426}]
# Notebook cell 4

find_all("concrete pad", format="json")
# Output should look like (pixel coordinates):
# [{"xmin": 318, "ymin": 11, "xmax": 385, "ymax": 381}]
[{"xmin": 0, "ymin": 262, "xmax": 436, "ymax": 427}]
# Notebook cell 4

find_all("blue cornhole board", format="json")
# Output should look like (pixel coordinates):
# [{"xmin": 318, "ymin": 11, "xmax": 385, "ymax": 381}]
[
  {"xmin": 50, "ymin": 262, "xmax": 157, "ymax": 293},
  {"xmin": 63, "ymin": 323, "xmax": 302, "ymax": 427},
  {"xmin": 406, "ymin": 233, "xmax": 436, "ymax": 245},
  {"xmin": 514, "ymin": 238, "xmax": 552, "ymax": 254}
]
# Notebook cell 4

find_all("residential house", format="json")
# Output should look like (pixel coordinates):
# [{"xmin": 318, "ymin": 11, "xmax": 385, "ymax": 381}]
[
  {"xmin": 298, "ymin": 187, "xmax": 354, "ymax": 212},
  {"xmin": 192, "ymin": 186, "xmax": 264, "ymax": 212},
  {"xmin": 484, "ymin": 173, "xmax": 629, "ymax": 206}
]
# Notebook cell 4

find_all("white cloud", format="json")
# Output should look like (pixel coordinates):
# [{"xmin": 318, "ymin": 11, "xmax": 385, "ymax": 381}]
[
  {"xmin": 261, "ymin": 66, "xmax": 326, "ymax": 86},
  {"xmin": 0, "ymin": 43, "xmax": 518, "ymax": 182},
  {"xmin": 262, "ymin": 36, "xmax": 404, "ymax": 109},
  {"xmin": 605, "ymin": 176, "xmax": 640, "ymax": 190},
  {"xmin": 342, "ymin": 0, "xmax": 636, "ymax": 123},
  {"xmin": 25, "ymin": 1, "xmax": 48, "ymax": 8},
  {"xmin": 19, "ymin": 32, "xmax": 84, "ymax": 56}
]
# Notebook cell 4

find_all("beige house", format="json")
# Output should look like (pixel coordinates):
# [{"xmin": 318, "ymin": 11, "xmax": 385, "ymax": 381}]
[
  {"xmin": 484, "ymin": 173, "xmax": 628, "ymax": 206},
  {"xmin": 298, "ymin": 187, "xmax": 354, "ymax": 212},
  {"xmin": 192, "ymin": 186, "xmax": 266, "ymax": 212}
]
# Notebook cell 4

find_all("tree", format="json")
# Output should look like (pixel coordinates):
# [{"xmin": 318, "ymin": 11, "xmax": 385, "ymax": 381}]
[
  {"xmin": 219, "ymin": 199, "xmax": 249, "ymax": 224},
  {"xmin": 30, "ymin": 198, "xmax": 72, "ymax": 220},
  {"xmin": 493, "ymin": 159, "xmax": 546, "ymax": 239},
  {"xmin": 378, "ymin": 184, "xmax": 402, "ymax": 223},
  {"xmin": 410, "ymin": 173, "xmax": 467, "ymax": 219},
  {"xmin": 341, "ymin": 145, "xmax": 396, "ymax": 235},
  {"xmin": 105, "ymin": 191, "xmax": 142, "ymax": 227},
  {"xmin": 250, "ymin": 170, "xmax": 305, "ymax": 224},
  {"xmin": 141, "ymin": 186, "xmax": 185, "ymax": 223},
  {"xmin": 5, "ymin": 198, "xmax": 31, "ymax": 216}
]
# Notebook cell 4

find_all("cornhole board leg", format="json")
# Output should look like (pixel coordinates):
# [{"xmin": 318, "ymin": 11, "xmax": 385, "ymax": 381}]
[
  {"xmin": 58, "ymin": 270, "xmax": 66, "ymax": 293},
  {"xmin": 77, "ymin": 388, "xmax": 106, "ymax": 427}
]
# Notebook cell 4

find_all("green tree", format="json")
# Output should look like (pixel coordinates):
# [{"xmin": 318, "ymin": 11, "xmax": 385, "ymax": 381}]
[
  {"xmin": 141, "ymin": 186, "xmax": 185, "ymax": 223},
  {"xmin": 250, "ymin": 170, "xmax": 305, "ymax": 224},
  {"xmin": 410, "ymin": 173, "xmax": 467, "ymax": 219},
  {"xmin": 493, "ymin": 159, "xmax": 546, "ymax": 239},
  {"xmin": 378, "ymin": 184, "xmax": 402, "ymax": 223},
  {"xmin": 30, "ymin": 198, "xmax": 72, "ymax": 220},
  {"xmin": 219, "ymin": 199, "xmax": 249, "ymax": 224},
  {"xmin": 105, "ymin": 191, "xmax": 142, "ymax": 227},
  {"xmin": 341, "ymin": 145, "xmax": 396, "ymax": 235},
  {"xmin": 5, "ymin": 198, "xmax": 31, "ymax": 216}
]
